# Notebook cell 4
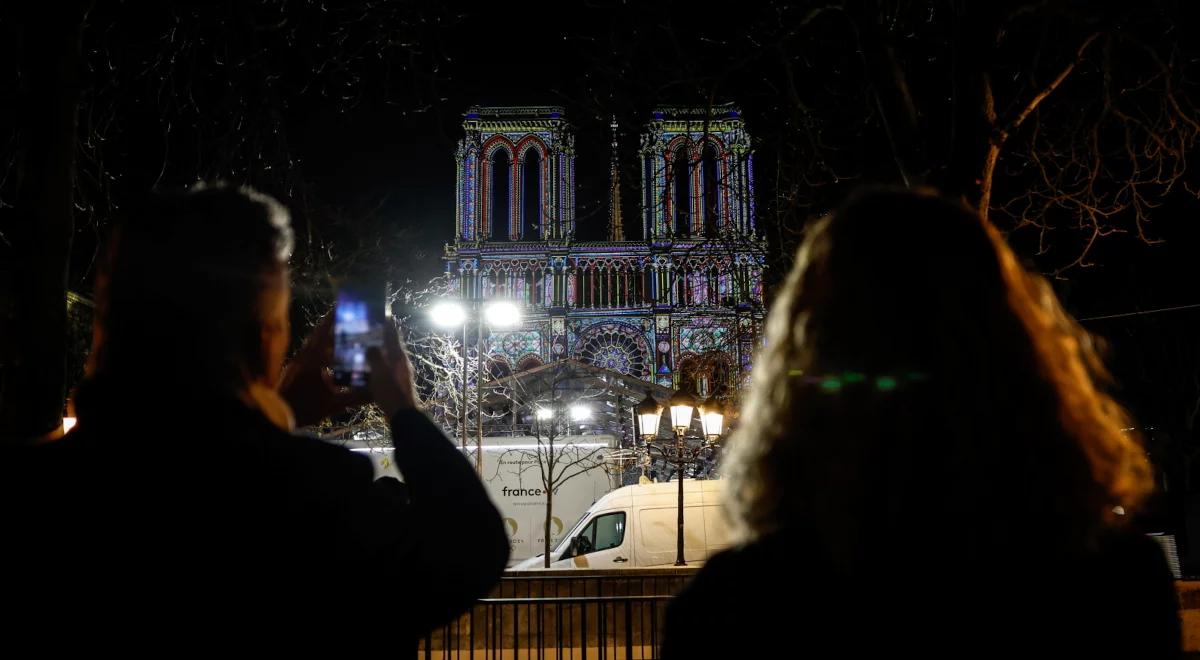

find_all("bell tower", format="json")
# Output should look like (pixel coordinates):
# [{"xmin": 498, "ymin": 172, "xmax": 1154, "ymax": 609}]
[{"xmin": 455, "ymin": 106, "xmax": 576, "ymax": 244}]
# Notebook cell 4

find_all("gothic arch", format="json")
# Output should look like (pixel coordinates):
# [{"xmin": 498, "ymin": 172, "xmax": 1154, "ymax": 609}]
[
  {"xmin": 701, "ymin": 143, "xmax": 720, "ymax": 236},
  {"xmin": 514, "ymin": 134, "xmax": 549, "ymax": 160},
  {"xmin": 481, "ymin": 136, "xmax": 516, "ymax": 241},
  {"xmin": 482, "ymin": 134, "xmax": 517, "ymax": 160},
  {"xmin": 489, "ymin": 150, "xmax": 512, "ymax": 240},
  {"xmin": 516, "ymin": 354, "xmax": 544, "ymax": 372},
  {"xmin": 520, "ymin": 149, "xmax": 542, "ymax": 240},
  {"xmin": 696, "ymin": 134, "xmax": 727, "ymax": 152},
  {"xmin": 663, "ymin": 134, "xmax": 693, "ymax": 156},
  {"xmin": 671, "ymin": 144, "xmax": 691, "ymax": 237},
  {"xmin": 485, "ymin": 355, "xmax": 512, "ymax": 381},
  {"xmin": 677, "ymin": 351, "xmax": 734, "ymax": 399},
  {"xmin": 514, "ymin": 136, "xmax": 548, "ymax": 241}
]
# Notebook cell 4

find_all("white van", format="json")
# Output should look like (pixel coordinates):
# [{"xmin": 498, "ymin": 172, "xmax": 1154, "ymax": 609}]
[
  {"xmin": 512, "ymin": 479, "xmax": 730, "ymax": 570},
  {"xmin": 347, "ymin": 435, "xmax": 615, "ymax": 564}
]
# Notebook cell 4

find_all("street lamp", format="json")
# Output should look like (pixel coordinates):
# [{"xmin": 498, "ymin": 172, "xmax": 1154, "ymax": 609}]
[
  {"xmin": 429, "ymin": 300, "xmax": 472, "ymax": 460},
  {"xmin": 639, "ymin": 392, "xmax": 730, "ymax": 566},
  {"xmin": 477, "ymin": 300, "xmax": 521, "ymax": 474},
  {"xmin": 534, "ymin": 402, "xmax": 592, "ymax": 427},
  {"xmin": 698, "ymin": 402, "xmax": 726, "ymax": 441},
  {"xmin": 427, "ymin": 298, "xmax": 522, "ymax": 473},
  {"xmin": 636, "ymin": 394, "xmax": 662, "ymax": 440},
  {"xmin": 430, "ymin": 301, "xmax": 467, "ymax": 329},
  {"xmin": 669, "ymin": 390, "xmax": 696, "ymax": 434},
  {"xmin": 569, "ymin": 403, "xmax": 591, "ymax": 422},
  {"xmin": 484, "ymin": 300, "xmax": 521, "ymax": 327},
  {"xmin": 642, "ymin": 389, "xmax": 701, "ymax": 566}
]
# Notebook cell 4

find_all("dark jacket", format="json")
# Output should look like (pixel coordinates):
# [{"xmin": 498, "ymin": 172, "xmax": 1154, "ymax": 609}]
[
  {"xmin": 662, "ymin": 526, "xmax": 1181, "ymax": 658},
  {"xmin": 1, "ymin": 383, "xmax": 508, "ymax": 655}
]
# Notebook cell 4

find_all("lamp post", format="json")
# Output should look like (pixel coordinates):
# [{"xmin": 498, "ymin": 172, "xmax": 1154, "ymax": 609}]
[
  {"xmin": 430, "ymin": 301, "xmax": 469, "ymax": 453},
  {"xmin": 636, "ymin": 391, "xmax": 688, "ymax": 566},
  {"xmin": 430, "ymin": 298, "xmax": 522, "ymax": 473},
  {"xmin": 667, "ymin": 390, "xmax": 695, "ymax": 566},
  {"xmin": 637, "ymin": 391, "xmax": 727, "ymax": 566}
]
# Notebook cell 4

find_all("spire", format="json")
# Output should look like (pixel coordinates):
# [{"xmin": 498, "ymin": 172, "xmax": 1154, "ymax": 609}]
[{"xmin": 607, "ymin": 116, "xmax": 625, "ymax": 242}]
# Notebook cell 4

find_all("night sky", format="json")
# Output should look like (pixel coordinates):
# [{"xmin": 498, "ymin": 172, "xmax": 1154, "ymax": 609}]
[
  {"xmin": 296, "ymin": 1, "xmax": 651, "ymax": 283},
  {"xmin": 293, "ymin": 2, "xmax": 1200, "ymax": 317},
  {"xmin": 6, "ymin": 1, "xmax": 1200, "ymax": 461},
  {"xmin": 261, "ymin": 1, "xmax": 832, "ymax": 282}
]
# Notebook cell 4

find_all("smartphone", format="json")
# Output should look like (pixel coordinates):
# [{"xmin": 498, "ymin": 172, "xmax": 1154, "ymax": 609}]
[{"xmin": 333, "ymin": 279, "xmax": 387, "ymax": 387}]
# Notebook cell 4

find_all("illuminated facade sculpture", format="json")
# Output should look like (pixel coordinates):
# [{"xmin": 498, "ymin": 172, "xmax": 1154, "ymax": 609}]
[{"xmin": 445, "ymin": 105, "xmax": 765, "ymax": 399}]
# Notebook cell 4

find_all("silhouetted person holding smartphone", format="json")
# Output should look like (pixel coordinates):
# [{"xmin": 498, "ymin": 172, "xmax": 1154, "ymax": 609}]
[{"xmin": 1, "ymin": 184, "xmax": 508, "ymax": 655}]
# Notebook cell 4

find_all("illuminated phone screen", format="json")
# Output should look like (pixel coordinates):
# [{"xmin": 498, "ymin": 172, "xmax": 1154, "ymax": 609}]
[{"xmin": 333, "ymin": 282, "xmax": 385, "ymax": 387}]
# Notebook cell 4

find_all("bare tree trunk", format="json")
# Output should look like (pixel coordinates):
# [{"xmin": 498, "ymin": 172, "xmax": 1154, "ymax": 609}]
[
  {"xmin": 940, "ymin": 3, "xmax": 1000, "ymax": 205},
  {"xmin": 0, "ymin": 5, "xmax": 87, "ymax": 444},
  {"xmin": 978, "ymin": 32, "xmax": 1101, "ymax": 221},
  {"xmin": 543, "ymin": 481, "xmax": 554, "ymax": 568},
  {"xmin": 847, "ymin": 4, "xmax": 927, "ymax": 187},
  {"xmin": 977, "ymin": 140, "xmax": 1003, "ymax": 221},
  {"xmin": 543, "ymin": 435, "xmax": 555, "ymax": 569}
]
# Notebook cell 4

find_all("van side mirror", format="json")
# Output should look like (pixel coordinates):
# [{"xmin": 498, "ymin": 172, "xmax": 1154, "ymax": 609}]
[
  {"xmin": 573, "ymin": 534, "xmax": 594, "ymax": 556},
  {"xmin": 563, "ymin": 535, "xmax": 586, "ymax": 559}
]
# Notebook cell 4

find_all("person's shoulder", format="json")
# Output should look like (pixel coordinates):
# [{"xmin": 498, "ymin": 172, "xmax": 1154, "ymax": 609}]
[
  {"xmin": 1092, "ymin": 528, "xmax": 1177, "ymax": 584},
  {"xmin": 1075, "ymin": 529, "xmax": 1182, "ymax": 655},
  {"xmin": 1098, "ymin": 527, "xmax": 1169, "ymax": 558},
  {"xmin": 681, "ymin": 528, "xmax": 821, "ymax": 598},
  {"xmin": 0, "ymin": 430, "xmax": 99, "ymax": 478},
  {"xmin": 253, "ymin": 424, "xmax": 375, "ymax": 483},
  {"xmin": 664, "ymin": 529, "xmax": 829, "ymax": 657},
  {"xmin": 714, "ymin": 528, "xmax": 816, "ymax": 566},
  {"xmin": 277, "ymin": 429, "xmax": 372, "ymax": 463},
  {"xmin": 0, "ymin": 442, "xmax": 58, "ymax": 491}
]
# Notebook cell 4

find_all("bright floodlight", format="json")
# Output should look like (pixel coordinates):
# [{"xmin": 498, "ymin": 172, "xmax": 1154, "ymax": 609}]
[
  {"xmin": 484, "ymin": 300, "xmax": 521, "ymax": 327},
  {"xmin": 430, "ymin": 301, "xmax": 467, "ymax": 329},
  {"xmin": 536, "ymin": 407, "xmax": 554, "ymax": 420},
  {"xmin": 569, "ymin": 404, "xmax": 591, "ymax": 422}
]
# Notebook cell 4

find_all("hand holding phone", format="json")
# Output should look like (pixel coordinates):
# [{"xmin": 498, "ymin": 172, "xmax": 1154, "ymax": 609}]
[
  {"xmin": 333, "ymin": 280, "xmax": 387, "ymax": 387},
  {"xmin": 365, "ymin": 322, "xmax": 419, "ymax": 418},
  {"xmin": 278, "ymin": 313, "xmax": 372, "ymax": 427}
]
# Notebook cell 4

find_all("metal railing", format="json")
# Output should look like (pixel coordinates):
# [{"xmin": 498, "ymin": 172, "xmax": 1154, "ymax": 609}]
[
  {"xmin": 421, "ymin": 595, "xmax": 673, "ymax": 660},
  {"xmin": 419, "ymin": 570, "xmax": 696, "ymax": 660}
]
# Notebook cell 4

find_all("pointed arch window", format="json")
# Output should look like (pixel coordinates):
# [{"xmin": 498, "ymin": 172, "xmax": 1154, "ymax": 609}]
[
  {"xmin": 491, "ymin": 150, "xmax": 511, "ymax": 241},
  {"xmin": 702, "ymin": 144, "xmax": 720, "ymax": 236},
  {"xmin": 522, "ymin": 150, "xmax": 541, "ymax": 239},
  {"xmin": 672, "ymin": 146, "xmax": 691, "ymax": 237}
]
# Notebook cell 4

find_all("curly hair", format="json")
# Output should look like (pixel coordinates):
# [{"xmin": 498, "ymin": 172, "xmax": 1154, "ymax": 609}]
[{"xmin": 724, "ymin": 188, "xmax": 1152, "ymax": 569}]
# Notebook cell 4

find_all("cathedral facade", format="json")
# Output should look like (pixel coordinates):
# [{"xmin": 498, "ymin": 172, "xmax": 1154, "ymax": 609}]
[{"xmin": 443, "ymin": 105, "xmax": 765, "ymax": 399}]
